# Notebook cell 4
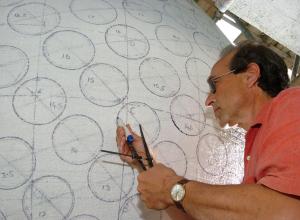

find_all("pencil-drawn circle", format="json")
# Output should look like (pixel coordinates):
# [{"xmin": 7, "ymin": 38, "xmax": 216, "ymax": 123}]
[
  {"xmin": 0, "ymin": 137, "xmax": 35, "ymax": 190},
  {"xmin": 0, "ymin": 45, "xmax": 29, "ymax": 89},
  {"xmin": 185, "ymin": 57, "xmax": 211, "ymax": 93},
  {"xmin": 12, "ymin": 77, "xmax": 67, "ymax": 125},
  {"xmin": 105, "ymin": 24, "xmax": 150, "ymax": 60},
  {"xmin": 170, "ymin": 94, "xmax": 205, "ymax": 136},
  {"xmin": 193, "ymin": 31, "xmax": 225, "ymax": 60},
  {"xmin": 153, "ymin": 141, "xmax": 187, "ymax": 176},
  {"xmin": 70, "ymin": 214, "xmax": 100, "ymax": 220},
  {"xmin": 117, "ymin": 102, "xmax": 160, "ymax": 144},
  {"xmin": 0, "ymin": 212, "xmax": 5, "ymax": 220},
  {"xmin": 155, "ymin": 25, "xmax": 192, "ymax": 57},
  {"xmin": 70, "ymin": 0, "xmax": 117, "ymax": 25},
  {"xmin": 7, "ymin": 3, "xmax": 60, "ymax": 35},
  {"xmin": 52, "ymin": 114, "xmax": 104, "ymax": 165},
  {"xmin": 0, "ymin": 213, "xmax": 5, "ymax": 220},
  {"xmin": 122, "ymin": 0, "xmax": 162, "ymax": 24},
  {"xmin": 80, "ymin": 63, "xmax": 129, "ymax": 107},
  {"xmin": 22, "ymin": 175, "xmax": 75, "ymax": 220},
  {"xmin": 119, "ymin": 194, "xmax": 161, "ymax": 220},
  {"xmin": 139, "ymin": 57, "xmax": 180, "ymax": 98},
  {"xmin": 196, "ymin": 133, "xmax": 228, "ymax": 176},
  {"xmin": 43, "ymin": 30, "xmax": 95, "ymax": 70},
  {"xmin": 88, "ymin": 154, "xmax": 135, "ymax": 202},
  {"xmin": 163, "ymin": 2, "xmax": 197, "ymax": 30},
  {"xmin": 0, "ymin": 0, "xmax": 23, "ymax": 7},
  {"xmin": 0, "ymin": 210, "xmax": 6, "ymax": 220}
]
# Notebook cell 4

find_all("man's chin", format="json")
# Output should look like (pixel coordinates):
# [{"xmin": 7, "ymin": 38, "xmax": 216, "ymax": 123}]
[{"xmin": 216, "ymin": 118, "xmax": 227, "ymax": 128}]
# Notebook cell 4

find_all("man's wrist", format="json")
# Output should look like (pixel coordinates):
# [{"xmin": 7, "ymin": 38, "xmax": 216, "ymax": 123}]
[
  {"xmin": 171, "ymin": 178, "xmax": 190, "ymax": 212},
  {"xmin": 164, "ymin": 175, "xmax": 185, "ymax": 206}
]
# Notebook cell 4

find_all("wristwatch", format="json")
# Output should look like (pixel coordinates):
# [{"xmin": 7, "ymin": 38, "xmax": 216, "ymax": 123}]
[{"xmin": 170, "ymin": 178, "xmax": 190, "ymax": 212}]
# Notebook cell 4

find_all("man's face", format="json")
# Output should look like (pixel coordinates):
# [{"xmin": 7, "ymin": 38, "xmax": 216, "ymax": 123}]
[{"xmin": 205, "ymin": 52, "xmax": 249, "ymax": 127}]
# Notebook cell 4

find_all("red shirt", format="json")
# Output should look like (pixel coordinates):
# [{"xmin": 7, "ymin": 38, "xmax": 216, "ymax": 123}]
[{"xmin": 243, "ymin": 87, "xmax": 300, "ymax": 196}]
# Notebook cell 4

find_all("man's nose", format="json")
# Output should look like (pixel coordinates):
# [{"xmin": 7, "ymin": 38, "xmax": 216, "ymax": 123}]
[{"xmin": 205, "ymin": 93, "xmax": 215, "ymax": 106}]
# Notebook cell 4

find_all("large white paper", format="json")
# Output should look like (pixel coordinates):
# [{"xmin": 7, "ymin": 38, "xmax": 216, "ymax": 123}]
[{"xmin": 0, "ymin": 0, "xmax": 244, "ymax": 219}]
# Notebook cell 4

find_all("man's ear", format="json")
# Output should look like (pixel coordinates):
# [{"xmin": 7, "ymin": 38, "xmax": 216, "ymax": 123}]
[{"xmin": 245, "ymin": 62, "xmax": 260, "ymax": 87}]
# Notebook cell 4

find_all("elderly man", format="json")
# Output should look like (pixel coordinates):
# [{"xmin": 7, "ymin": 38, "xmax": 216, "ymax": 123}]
[{"xmin": 116, "ymin": 41, "xmax": 300, "ymax": 220}]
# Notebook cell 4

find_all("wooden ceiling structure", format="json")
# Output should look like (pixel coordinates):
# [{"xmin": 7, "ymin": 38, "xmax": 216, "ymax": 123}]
[{"xmin": 196, "ymin": 0, "xmax": 300, "ymax": 85}]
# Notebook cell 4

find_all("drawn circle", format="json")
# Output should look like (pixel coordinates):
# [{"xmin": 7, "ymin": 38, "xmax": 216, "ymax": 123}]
[
  {"xmin": 193, "ymin": 31, "xmax": 225, "ymax": 60},
  {"xmin": 163, "ymin": 3, "xmax": 197, "ymax": 29},
  {"xmin": 70, "ymin": 214, "xmax": 99, "ymax": 220},
  {"xmin": 119, "ymin": 194, "xmax": 161, "ymax": 220},
  {"xmin": 7, "ymin": 3, "xmax": 60, "ymax": 35},
  {"xmin": 153, "ymin": 141, "xmax": 187, "ymax": 176},
  {"xmin": 155, "ymin": 25, "xmax": 192, "ymax": 57},
  {"xmin": 117, "ymin": 102, "xmax": 160, "ymax": 144},
  {"xmin": 196, "ymin": 133, "xmax": 228, "ymax": 176},
  {"xmin": 105, "ymin": 24, "xmax": 150, "ymax": 59},
  {"xmin": 70, "ymin": 0, "xmax": 117, "ymax": 25},
  {"xmin": 0, "ymin": 137, "xmax": 35, "ymax": 190},
  {"xmin": 88, "ymin": 154, "xmax": 135, "ymax": 202},
  {"xmin": 170, "ymin": 94, "xmax": 205, "ymax": 136},
  {"xmin": 0, "ymin": 0, "xmax": 23, "ymax": 7},
  {"xmin": 0, "ymin": 211, "xmax": 6, "ymax": 220},
  {"xmin": 0, "ymin": 45, "xmax": 29, "ymax": 89},
  {"xmin": 22, "ymin": 175, "xmax": 75, "ymax": 220},
  {"xmin": 12, "ymin": 77, "xmax": 67, "ymax": 125},
  {"xmin": 123, "ymin": 0, "xmax": 162, "ymax": 24},
  {"xmin": 43, "ymin": 30, "xmax": 95, "ymax": 70},
  {"xmin": 185, "ymin": 57, "xmax": 211, "ymax": 92},
  {"xmin": 52, "ymin": 114, "xmax": 104, "ymax": 165},
  {"xmin": 80, "ymin": 63, "xmax": 129, "ymax": 107},
  {"xmin": 139, "ymin": 57, "xmax": 180, "ymax": 98}
]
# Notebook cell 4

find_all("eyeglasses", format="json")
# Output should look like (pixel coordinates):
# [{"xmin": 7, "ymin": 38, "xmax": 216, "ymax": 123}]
[{"xmin": 207, "ymin": 69, "xmax": 236, "ymax": 94}]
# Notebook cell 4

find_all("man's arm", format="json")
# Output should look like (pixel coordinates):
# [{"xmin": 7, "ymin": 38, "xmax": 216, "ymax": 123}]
[
  {"xmin": 137, "ymin": 164, "xmax": 300, "ymax": 220},
  {"xmin": 165, "ymin": 206, "xmax": 195, "ymax": 220},
  {"xmin": 183, "ymin": 180, "xmax": 300, "ymax": 220}
]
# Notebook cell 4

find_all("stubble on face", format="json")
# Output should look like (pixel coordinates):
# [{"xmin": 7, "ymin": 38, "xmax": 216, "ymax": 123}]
[{"xmin": 210, "ymin": 51, "xmax": 241, "ymax": 128}]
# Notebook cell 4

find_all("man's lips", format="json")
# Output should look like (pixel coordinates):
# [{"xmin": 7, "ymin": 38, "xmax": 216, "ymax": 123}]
[{"xmin": 213, "ymin": 107, "xmax": 220, "ymax": 113}]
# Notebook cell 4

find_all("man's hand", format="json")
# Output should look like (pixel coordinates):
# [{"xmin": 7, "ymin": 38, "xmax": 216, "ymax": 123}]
[
  {"xmin": 116, "ymin": 124, "xmax": 147, "ymax": 171},
  {"xmin": 137, "ymin": 163, "xmax": 182, "ymax": 210}
]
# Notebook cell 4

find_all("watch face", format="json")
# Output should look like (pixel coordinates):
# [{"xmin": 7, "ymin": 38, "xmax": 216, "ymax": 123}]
[{"xmin": 171, "ymin": 183, "xmax": 185, "ymax": 202}]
